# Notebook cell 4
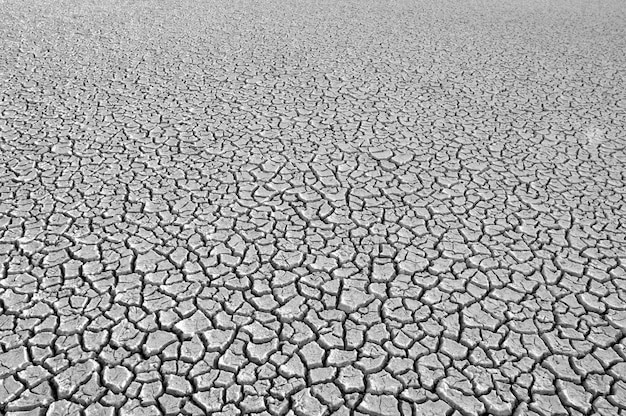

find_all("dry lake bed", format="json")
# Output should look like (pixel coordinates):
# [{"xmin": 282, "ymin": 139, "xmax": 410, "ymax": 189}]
[{"xmin": 0, "ymin": 0, "xmax": 625, "ymax": 415}]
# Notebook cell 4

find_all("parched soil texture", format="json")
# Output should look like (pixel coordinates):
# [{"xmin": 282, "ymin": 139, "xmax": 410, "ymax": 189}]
[{"xmin": 1, "ymin": 0, "xmax": 626, "ymax": 415}]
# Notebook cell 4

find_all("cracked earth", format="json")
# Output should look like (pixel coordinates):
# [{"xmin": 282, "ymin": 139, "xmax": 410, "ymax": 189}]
[{"xmin": 1, "ymin": 0, "xmax": 626, "ymax": 415}]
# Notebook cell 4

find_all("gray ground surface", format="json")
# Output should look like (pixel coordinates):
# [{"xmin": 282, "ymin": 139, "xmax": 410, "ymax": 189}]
[{"xmin": 1, "ymin": 0, "xmax": 626, "ymax": 415}]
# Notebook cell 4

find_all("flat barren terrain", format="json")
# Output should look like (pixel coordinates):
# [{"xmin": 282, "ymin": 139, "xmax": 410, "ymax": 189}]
[{"xmin": 1, "ymin": 0, "xmax": 625, "ymax": 415}]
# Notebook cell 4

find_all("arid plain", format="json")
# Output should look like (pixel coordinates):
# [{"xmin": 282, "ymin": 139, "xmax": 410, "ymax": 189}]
[{"xmin": 1, "ymin": 0, "xmax": 625, "ymax": 415}]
